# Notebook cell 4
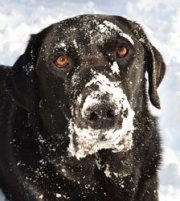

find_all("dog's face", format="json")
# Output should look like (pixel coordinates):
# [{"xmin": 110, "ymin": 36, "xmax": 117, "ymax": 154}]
[
  {"xmin": 8, "ymin": 15, "xmax": 165, "ymax": 181},
  {"xmin": 37, "ymin": 15, "xmax": 145, "ymax": 159}
]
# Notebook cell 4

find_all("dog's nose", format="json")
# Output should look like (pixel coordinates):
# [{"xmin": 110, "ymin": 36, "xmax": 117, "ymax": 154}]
[{"xmin": 83, "ymin": 103, "xmax": 117, "ymax": 129}]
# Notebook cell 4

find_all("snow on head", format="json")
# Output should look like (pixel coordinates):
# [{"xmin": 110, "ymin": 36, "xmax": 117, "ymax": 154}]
[
  {"xmin": 54, "ymin": 41, "xmax": 67, "ymax": 51},
  {"xmin": 68, "ymin": 72, "xmax": 135, "ymax": 160},
  {"xmin": 86, "ymin": 19, "xmax": 134, "ymax": 46},
  {"xmin": 102, "ymin": 20, "xmax": 134, "ymax": 45}
]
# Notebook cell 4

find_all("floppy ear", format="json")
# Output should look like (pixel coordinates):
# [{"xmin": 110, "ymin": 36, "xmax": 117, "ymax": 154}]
[
  {"xmin": 128, "ymin": 21, "xmax": 166, "ymax": 109},
  {"xmin": 7, "ymin": 28, "xmax": 49, "ymax": 112},
  {"xmin": 145, "ymin": 44, "xmax": 166, "ymax": 109}
]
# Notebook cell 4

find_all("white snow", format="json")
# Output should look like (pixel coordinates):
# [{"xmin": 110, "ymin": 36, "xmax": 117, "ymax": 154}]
[
  {"xmin": 55, "ymin": 42, "xmax": 67, "ymax": 50},
  {"xmin": 0, "ymin": 0, "xmax": 179, "ymax": 200},
  {"xmin": 102, "ymin": 20, "xmax": 134, "ymax": 44},
  {"xmin": 104, "ymin": 164, "xmax": 111, "ymax": 178},
  {"xmin": 90, "ymin": 19, "xmax": 134, "ymax": 45},
  {"xmin": 73, "ymin": 39, "xmax": 78, "ymax": 49},
  {"xmin": 68, "ymin": 72, "xmax": 135, "ymax": 159},
  {"xmin": 39, "ymin": 194, "xmax": 44, "ymax": 199},
  {"xmin": 111, "ymin": 61, "xmax": 120, "ymax": 74},
  {"xmin": 0, "ymin": 191, "xmax": 4, "ymax": 201},
  {"xmin": 55, "ymin": 193, "xmax": 62, "ymax": 198},
  {"xmin": 81, "ymin": 92, "xmax": 102, "ymax": 118}
]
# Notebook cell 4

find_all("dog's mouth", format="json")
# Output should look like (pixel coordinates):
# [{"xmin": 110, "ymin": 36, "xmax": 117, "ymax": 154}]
[{"xmin": 67, "ymin": 73, "xmax": 135, "ymax": 160}]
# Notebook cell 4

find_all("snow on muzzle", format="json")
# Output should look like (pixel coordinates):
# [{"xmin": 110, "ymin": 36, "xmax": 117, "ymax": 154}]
[{"xmin": 68, "ymin": 73, "xmax": 135, "ymax": 160}]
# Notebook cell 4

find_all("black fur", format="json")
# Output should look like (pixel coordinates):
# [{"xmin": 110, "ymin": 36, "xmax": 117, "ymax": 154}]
[{"xmin": 0, "ymin": 15, "xmax": 165, "ymax": 201}]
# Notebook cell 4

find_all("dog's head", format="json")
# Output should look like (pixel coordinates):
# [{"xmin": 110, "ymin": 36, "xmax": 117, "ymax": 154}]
[{"xmin": 7, "ymin": 15, "xmax": 165, "ymax": 178}]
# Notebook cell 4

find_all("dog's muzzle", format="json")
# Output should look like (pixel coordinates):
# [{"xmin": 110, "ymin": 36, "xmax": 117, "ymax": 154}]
[
  {"xmin": 76, "ymin": 92, "xmax": 124, "ymax": 131},
  {"xmin": 68, "ymin": 73, "xmax": 135, "ymax": 160}
]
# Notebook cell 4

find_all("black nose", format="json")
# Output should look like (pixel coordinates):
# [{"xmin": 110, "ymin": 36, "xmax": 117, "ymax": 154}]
[{"xmin": 83, "ymin": 103, "xmax": 117, "ymax": 129}]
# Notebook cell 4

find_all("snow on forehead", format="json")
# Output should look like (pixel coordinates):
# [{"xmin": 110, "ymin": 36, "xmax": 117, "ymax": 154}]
[
  {"xmin": 53, "ymin": 17, "xmax": 134, "ymax": 51},
  {"xmin": 54, "ymin": 41, "xmax": 67, "ymax": 51},
  {"xmin": 102, "ymin": 20, "xmax": 134, "ymax": 44},
  {"xmin": 90, "ymin": 19, "xmax": 134, "ymax": 45}
]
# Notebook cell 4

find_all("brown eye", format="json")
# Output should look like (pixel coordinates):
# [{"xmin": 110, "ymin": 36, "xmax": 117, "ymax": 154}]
[
  {"xmin": 54, "ymin": 55, "xmax": 69, "ymax": 68},
  {"xmin": 117, "ymin": 46, "xmax": 128, "ymax": 58}
]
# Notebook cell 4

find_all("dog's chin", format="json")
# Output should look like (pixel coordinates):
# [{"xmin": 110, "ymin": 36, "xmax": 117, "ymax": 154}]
[
  {"xmin": 51, "ymin": 148, "xmax": 133, "ymax": 185},
  {"xmin": 52, "ymin": 154, "xmax": 97, "ymax": 183}
]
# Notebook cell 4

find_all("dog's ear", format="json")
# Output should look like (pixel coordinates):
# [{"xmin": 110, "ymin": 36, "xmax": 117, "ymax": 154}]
[
  {"xmin": 128, "ymin": 21, "xmax": 166, "ymax": 109},
  {"xmin": 144, "ymin": 44, "xmax": 166, "ymax": 109},
  {"xmin": 7, "ymin": 28, "xmax": 49, "ymax": 112}
]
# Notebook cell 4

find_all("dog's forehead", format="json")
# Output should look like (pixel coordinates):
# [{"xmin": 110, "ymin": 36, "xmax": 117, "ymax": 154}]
[{"xmin": 51, "ymin": 15, "xmax": 134, "ymax": 49}]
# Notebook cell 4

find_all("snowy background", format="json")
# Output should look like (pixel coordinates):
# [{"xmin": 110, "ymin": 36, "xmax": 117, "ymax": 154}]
[{"xmin": 0, "ymin": 0, "xmax": 179, "ymax": 200}]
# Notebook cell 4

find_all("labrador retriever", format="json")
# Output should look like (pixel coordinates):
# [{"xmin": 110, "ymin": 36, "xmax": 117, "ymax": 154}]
[{"xmin": 0, "ymin": 14, "xmax": 165, "ymax": 201}]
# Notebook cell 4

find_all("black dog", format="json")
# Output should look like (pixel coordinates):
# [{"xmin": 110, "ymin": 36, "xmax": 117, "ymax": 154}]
[{"xmin": 0, "ymin": 15, "xmax": 165, "ymax": 201}]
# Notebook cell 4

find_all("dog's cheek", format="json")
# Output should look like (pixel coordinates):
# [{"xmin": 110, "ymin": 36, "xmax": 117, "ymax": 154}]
[
  {"xmin": 38, "ymin": 100, "xmax": 67, "ymax": 137},
  {"xmin": 121, "ymin": 61, "xmax": 145, "ymax": 109}
]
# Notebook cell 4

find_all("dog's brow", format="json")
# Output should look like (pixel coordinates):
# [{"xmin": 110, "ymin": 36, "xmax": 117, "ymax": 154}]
[
  {"xmin": 99, "ymin": 20, "xmax": 134, "ymax": 45},
  {"xmin": 54, "ymin": 42, "xmax": 67, "ymax": 50},
  {"xmin": 119, "ymin": 33, "xmax": 134, "ymax": 45}
]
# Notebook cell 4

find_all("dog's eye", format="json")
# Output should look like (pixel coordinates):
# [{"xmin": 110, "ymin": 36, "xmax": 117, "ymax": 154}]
[
  {"xmin": 54, "ymin": 55, "xmax": 69, "ymax": 68},
  {"xmin": 116, "ymin": 46, "xmax": 128, "ymax": 58}
]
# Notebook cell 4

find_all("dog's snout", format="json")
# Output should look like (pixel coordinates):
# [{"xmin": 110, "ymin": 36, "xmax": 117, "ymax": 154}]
[{"xmin": 83, "ymin": 103, "xmax": 117, "ymax": 129}]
